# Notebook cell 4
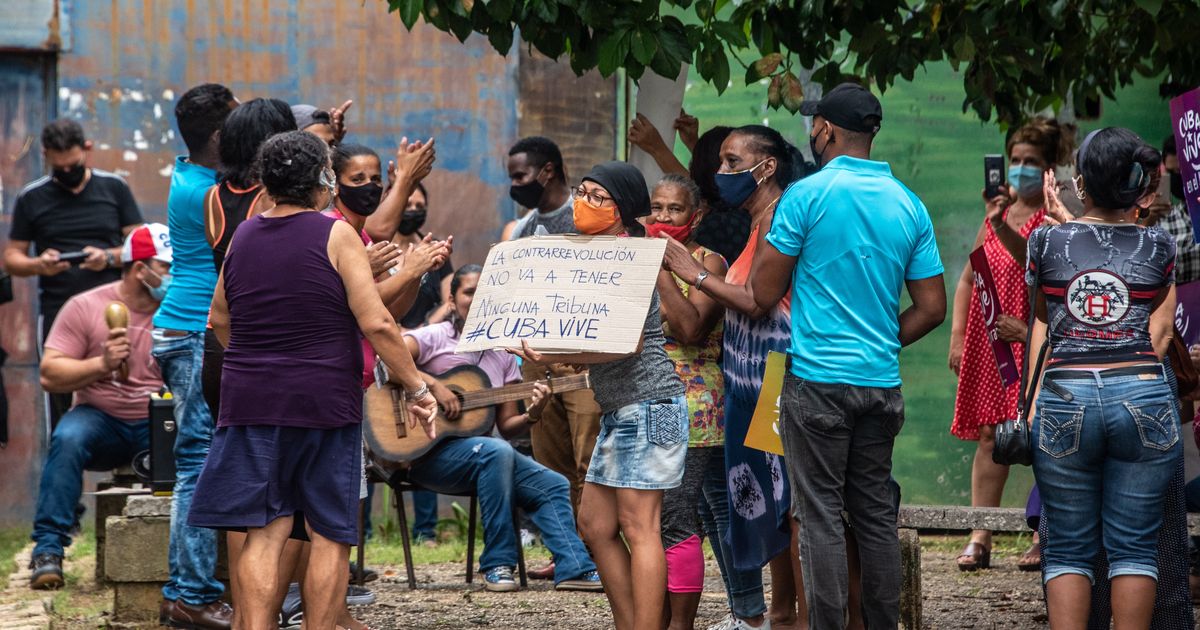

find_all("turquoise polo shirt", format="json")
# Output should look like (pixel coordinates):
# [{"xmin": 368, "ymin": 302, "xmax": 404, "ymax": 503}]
[
  {"xmin": 154, "ymin": 157, "xmax": 218, "ymax": 332},
  {"xmin": 766, "ymin": 155, "xmax": 943, "ymax": 387}
]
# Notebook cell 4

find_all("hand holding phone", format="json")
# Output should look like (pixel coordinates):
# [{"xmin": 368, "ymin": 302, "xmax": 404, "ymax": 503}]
[
  {"xmin": 56, "ymin": 251, "xmax": 89, "ymax": 265},
  {"xmin": 984, "ymin": 154, "xmax": 1004, "ymax": 198}
]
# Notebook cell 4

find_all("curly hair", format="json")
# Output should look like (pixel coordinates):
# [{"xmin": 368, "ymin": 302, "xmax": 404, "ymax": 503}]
[
  {"xmin": 256, "ymin": 131, "xmax": 331, "ymax": 208},
  {"xmin": 1077, "ymin": 127, "xmax": 1161, "ymax": 210},
  {"xmin": 1006, "ymin": 117, "xmax": 1077, "ymax": 167},
  {"xmin": 654, "ymin": 173, "xmax": 703, "ymax": 212}
]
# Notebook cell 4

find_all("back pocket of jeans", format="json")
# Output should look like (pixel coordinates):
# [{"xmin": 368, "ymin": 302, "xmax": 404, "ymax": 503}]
[
  {"xmin": 1123, "ymin": 402, "xmax": 1179, "ymax": 451},
  {"xmin": 646, "ymin": 400, "xmax": 685, "ymax": 447},
  {"xmin": 1037, "ymin": 404, "xmax": 1084, "ymax": 459}
]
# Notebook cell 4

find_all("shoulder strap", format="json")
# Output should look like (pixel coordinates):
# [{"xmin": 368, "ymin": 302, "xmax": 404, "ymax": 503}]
[{"xmin": 1017, "ymin": 229, "xmax": 1049, "ymax": 417}]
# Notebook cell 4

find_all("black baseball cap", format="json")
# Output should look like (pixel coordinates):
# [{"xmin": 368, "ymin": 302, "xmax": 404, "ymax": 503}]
[{"xmin": 800, "ymin": 82, "xmax": 883, "ymax": 133}]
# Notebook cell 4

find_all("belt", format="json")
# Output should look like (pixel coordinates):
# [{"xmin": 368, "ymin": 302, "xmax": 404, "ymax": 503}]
[
  {"xmin": 1042, "ymin": 364, "xmax": 1163, "ymax": 381},
  {"xmin": 157, "ymin": 329, "xmax": 192, "ymax": 338}
]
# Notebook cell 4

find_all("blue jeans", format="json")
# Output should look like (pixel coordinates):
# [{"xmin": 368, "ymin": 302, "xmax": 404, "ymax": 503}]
[
  {"xmin": 32, "ymin": 405, "xmax": 148, "ymax": 557},
  {"xmin": 697, "ymin": 444, "xmax": 767, "ymax": 619},
  {"xmin": 1034, "ymin": 368, "xmax": 1181, "ymax": 584},
  {"xmin": 411, "ymin": 490, "xmax": 438, "ymax": 541},
  {"xmin": 407, "ymin": 436, "xmax": 595, "ymax": 584},
  {"xmin": 152, "ymin": 330, "xmax": 224, "ymax": 606}
]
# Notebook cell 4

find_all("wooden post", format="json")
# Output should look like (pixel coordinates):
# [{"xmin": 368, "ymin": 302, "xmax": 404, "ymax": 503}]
[{"xmin": 899, "ymin": 528, "xmax": 922, "ymax": 630}]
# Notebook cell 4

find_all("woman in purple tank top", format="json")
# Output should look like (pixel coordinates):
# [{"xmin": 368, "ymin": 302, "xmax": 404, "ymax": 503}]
[{"xmin": 188, "ymin": 131, "xmax": 437, "ymax": 629}]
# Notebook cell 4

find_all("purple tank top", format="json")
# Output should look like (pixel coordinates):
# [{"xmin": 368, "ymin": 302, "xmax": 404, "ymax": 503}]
[{"xmin": 218, "ymin": 211, "xmax": 363, "ymax": 429}]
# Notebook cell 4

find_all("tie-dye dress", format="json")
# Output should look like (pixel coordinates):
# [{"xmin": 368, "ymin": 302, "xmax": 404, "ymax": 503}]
[{"xmin": 722, "ymin": 224, "xmax": 793, "ymax": 570}]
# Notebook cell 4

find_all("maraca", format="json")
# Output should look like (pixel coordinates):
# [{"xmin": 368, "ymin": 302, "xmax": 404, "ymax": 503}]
[{"xmin": 104, "ymin": 302, "xmax": 130, "ymax": 381}]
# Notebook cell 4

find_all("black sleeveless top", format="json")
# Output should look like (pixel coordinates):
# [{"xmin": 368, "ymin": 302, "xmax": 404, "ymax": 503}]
[{"xmin": 208, "ymin": 182, "xmax": 267, "ymax": 271}]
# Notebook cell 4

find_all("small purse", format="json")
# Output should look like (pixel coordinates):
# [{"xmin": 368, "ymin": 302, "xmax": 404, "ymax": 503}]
[
  {"xmin": 1167, "ymin": 325, "xmax": 1199, "ymax": 399},
  {"xmin": 992, "ymin": 238, "xmax": 1047, "ymax": 467}
]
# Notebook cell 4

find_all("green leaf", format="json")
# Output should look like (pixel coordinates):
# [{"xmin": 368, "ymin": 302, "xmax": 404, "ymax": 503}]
[
  {"xmin": 488, "ymin": 24, "xmax": 514, "ymax": 53},
  {"xmin": 535, "ymin": 0, "xmax": 558, "ymax": 23},
  {"xmin": 1135, "ymin": 0, "xmax": 1163, "ymax": 15},
  {"xmin": 597, "ymin": 30, "xmax": 631, "ymax": 77},
  {"xmin": 712, "ymin": 20, "xmax": 748, "ymax": 48},
  {"xmin": 650, "ymin": 44, "xmax": 682, "ymax": 78},
  {"xmin": 767, "ymin": 74, "xmax": 783, "ymax": 110},
  {"xmin": 483, "ymin": 0, "xmax": 513, "ymax": 22},
  {"xmin": 709, "ymin": 44, "xmax": 730, "ymax": 93},
  {"xmin": 952, "ymin": 35, "xmax": 975, "ymax": 61},
  {"xmin": 631, "ymin": 29, "xmax": 659, "ymax": 66},
  {"xmin": 393, "ymin": 0, "xmax": 422, "ymax": 29},
  {"xmin": 745, "ymin": 52, "xmax": 782, "ymax": 83}
]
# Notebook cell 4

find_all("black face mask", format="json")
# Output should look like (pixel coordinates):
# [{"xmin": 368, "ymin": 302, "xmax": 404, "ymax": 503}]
[
  {"xmin": 809, "ymin": 126, "xmax": 830, "ymax": 168},
  {"xmin": 338, "ymin": 182, "xmax": 383, "ymax": 217},
  {"xmin": 398, "ymin": 209, "xmax": 427, "ymax": 235},
  {"xmin": 52, "ymin": 162, "xmax": 87, "ymax": 189},
  {"xmin": 509, "ymin": 179, "xmax": 545, "ymax": 208},
  {"xmin": 1170, "ymin": 171, "xmax": 1185, "ymax": 201}
]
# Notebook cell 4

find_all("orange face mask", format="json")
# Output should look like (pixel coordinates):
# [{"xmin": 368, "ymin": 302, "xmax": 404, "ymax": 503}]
[{"xmin": 573, "ymin": 197, "xmax": 621, "ymax": 235}]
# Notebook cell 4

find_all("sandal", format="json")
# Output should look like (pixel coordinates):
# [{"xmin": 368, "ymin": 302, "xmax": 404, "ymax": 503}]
[
  {"xmin": 1017, "ymin": 542, "xmax": 1041, "ymax": 572},
  {"xmin": 956, "ymin": 541, "xmax": 991, "ymax": 571}
]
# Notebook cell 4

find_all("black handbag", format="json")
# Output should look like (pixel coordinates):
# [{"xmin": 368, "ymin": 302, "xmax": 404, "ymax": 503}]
[{"xmin": 992, "ymin": 242, "xmax": 1048, "ymax": 467}]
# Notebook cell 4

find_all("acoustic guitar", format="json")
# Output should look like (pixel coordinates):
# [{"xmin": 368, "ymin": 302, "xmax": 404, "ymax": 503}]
[{"xmin": 363, "ymin": 364, "xmax": 591, "ymax": 469}]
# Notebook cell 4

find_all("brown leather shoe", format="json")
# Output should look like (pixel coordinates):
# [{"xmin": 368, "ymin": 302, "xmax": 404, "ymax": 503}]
[
  {"xmin": 159, "ymin": 599, "xmax": 176, "ymax": 625},
  {"xmin": 167, "ymin": 600, "xmax": 233, "ymax": 630},
  {"xmin": 527, "ymin": 562, "xmax": 555, "ymax": 580}
]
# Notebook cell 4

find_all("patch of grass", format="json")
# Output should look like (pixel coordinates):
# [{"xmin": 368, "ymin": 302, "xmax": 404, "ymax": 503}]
[
  {"xmin": 921, "ymin": 533, "xmax": 1033, "ymax": 556},
  {"xmin": 0, "ymin": 526, "xmax": 31, "ymax": 577},
  {"xmin": 365, "ymin": 533, "xmax": 552, "ymax": 568}
]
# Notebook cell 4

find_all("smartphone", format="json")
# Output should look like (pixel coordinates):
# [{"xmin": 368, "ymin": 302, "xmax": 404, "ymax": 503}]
[
  {"xmin": 57, "ymin": 251, "xmax": 89, "ymax": 265},
  {"xmin": 984, "ymin": 154, "xmax": 1005, "ymax": 198}
]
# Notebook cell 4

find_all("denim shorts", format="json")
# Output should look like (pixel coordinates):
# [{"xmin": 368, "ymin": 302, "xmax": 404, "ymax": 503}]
[
  {"xmin": 1033, "ymin": 366, "xmax": 1181, "ymax": 584},
  {"xmin": 585, "ymin": 396, "xmax": 688, "ymax": 490}
]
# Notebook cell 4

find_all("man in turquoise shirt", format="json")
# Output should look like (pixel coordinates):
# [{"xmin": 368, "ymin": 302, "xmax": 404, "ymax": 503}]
[
  {"xmin": 749, "ymin": 83, "xmax": 947, "ymax": 629},
  {"xmin": 151, "ymin": 83, "xmax": 238, "ymax": 630}
]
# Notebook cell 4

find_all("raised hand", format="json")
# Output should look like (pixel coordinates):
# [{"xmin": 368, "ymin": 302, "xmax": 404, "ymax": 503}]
[
  {"xmin": 673, "ymin": 109, "xmax": 700, "ymax": 151},
  {"xmin": 629, "ymin": 114, "xmax": 669, "ymax": 156},
  {"xmin": 1043, "ymin": 169, "xmax": 1072, "ymax": 226},
  {"xmin": 329, "ymin": 100, "xmax": 353, "ymax": 144},
  {"xmin": 394, "ymin": 137, "xmax": 436, "ymax": 184},
  {"xmin": 366, "ymin": 241, "xmax": 404, "ymax": 277}
]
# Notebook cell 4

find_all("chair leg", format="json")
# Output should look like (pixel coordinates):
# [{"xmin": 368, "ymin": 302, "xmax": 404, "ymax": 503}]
[
  {"xmin": 393, "ymin": 490, "xmax": 417, "ymax": 590},
  {"xmin": 355, "ymin": 498, "xmax": 366, "ymax": 586},
  {"xmin": 514, "ymin": 509, "xmax": 528, "ymax": 588},
  {"xmin": 466, "ymin": 495, "xmax": 478, "ymax": 583}
]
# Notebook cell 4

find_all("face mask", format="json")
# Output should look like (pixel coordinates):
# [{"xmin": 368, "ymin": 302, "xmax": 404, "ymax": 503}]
[
  {"xmin": 1008, "ymin": 164, "xmax": 1043, "ymax": 197},
  {"xmin": 509, "ymin": 180, "xmax": 545, "ymax": 209},
  {"xmin": 1170, "ymin": 171, "xmax": 1184, "ymax": 201},
  {"xmin": 809, "ymin": 123, "xmax": 831, "ymax": 168},
  {"xmin": 142, "ymin": 267, "xmax": 172, "ymax": 302},
  {"xmin": 714, "ymin": 159, "xmax": 767, "ymax": 208},
  {"xmin": 338, "ymin": 181, "xmax": 383, "ymax": 217},
  {"xmin": 572, "ymin": 197, "xmax": 621, "ymax": 235},
  {"xmin": 645, "ymin": 217, "xmax": 696, "ymax": 243},
  {"xmin": 52, "ymin": 162, "xmax": 87, "ymax": 189},
  {"xmin": 397, "ymin": 209, "xmax": 427, "ymax": 235}
]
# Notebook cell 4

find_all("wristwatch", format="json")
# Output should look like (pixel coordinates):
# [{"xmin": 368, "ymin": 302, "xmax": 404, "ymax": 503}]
[
  {"xmin": 695, "ymin": 270, "xmax": 710, "ymax": 288},
  {"xmin": 104, "ymin": 251, "xmax": 116, "ymax": 268}
]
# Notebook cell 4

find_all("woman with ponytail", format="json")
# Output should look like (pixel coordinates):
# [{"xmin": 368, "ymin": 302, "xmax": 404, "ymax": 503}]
[{"xmin": 1027, "ymin": 127, "xmax": 1180, "ymax": 628}]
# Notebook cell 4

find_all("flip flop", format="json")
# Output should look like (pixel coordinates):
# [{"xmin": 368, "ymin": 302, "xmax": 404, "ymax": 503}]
[{"xmin": 956, "ymin": 541, "xmax": 991, "ymax": 571}]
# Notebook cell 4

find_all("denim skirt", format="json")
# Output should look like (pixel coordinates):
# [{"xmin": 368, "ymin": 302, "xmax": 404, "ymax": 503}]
[{"xmin": 585, "ymin": 396, "xmax": 688, "ymax": 490}]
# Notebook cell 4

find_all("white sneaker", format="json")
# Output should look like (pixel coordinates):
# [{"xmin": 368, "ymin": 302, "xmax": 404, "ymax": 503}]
[{"xmin": 706, "ymin": 614, "xmax": 772, "ymax": 630}]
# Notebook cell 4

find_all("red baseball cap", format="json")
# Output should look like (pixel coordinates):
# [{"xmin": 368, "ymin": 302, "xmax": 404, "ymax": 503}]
[{"xmin": 121, "ymin": 223, "xmax": 172, "ymax": 264}]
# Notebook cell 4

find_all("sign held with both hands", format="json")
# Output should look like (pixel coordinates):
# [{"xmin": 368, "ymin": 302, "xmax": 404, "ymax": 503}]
[{"xmin": 455, "ymin": 235, "xmax": 667, "ymax": 355}]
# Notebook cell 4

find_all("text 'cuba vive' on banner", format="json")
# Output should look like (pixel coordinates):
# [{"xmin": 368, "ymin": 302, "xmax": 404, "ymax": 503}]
[{"xmin": 455, "ymin": 235, "xmax": 668, "ymax": 355}]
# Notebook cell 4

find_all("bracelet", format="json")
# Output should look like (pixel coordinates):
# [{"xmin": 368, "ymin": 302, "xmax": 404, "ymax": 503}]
[{"xmin": 405, "ymin": 383, "xmax": 430, "ymax": 401}]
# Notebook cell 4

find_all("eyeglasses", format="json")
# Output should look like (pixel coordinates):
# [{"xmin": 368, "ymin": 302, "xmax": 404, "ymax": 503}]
[{"xmin": 574, "ymin": 185, "xmax": 614, "ymax": 207}]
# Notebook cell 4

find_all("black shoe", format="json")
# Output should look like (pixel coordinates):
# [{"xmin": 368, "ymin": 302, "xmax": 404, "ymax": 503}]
[
  {"xmin": 29, "ymin": 553, "xmax": 64, "ymax": 590},
  {"xmin": 346, "ymin": 584, "xmax": 376, "ymax": 606},
  {"xmin": 348, "ymin": 561, "xmax": 378, "ymax": 583}
]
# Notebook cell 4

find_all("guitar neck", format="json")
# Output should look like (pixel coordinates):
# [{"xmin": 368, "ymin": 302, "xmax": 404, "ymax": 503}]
[{"xmin": 459, "ymin": 373, "xmax": 591, "ymax": 411}]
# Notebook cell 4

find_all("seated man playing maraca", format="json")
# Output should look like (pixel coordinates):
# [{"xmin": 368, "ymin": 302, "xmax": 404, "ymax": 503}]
[{"xmin": 28, "ymin": 223, "xmax": 172, "ymax": 589}]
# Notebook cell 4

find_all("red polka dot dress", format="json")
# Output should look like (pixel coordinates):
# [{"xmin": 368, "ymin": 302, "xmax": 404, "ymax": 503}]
[{"xmin": 951, "ymin": 208, "xmax": 1046, "ymax": 441}]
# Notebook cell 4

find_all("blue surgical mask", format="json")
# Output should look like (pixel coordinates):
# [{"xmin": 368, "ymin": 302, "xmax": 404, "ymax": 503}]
[
  {"xmin": 714, "ymin": 159, "xmax": 767, "ymax": 208},
  {"xmin": 1008, "ymin": 164, "xmax": 1042, "ymax": 197},
  {"xmin": 143, "ymin": 268, "xmax": 172, "ymax": 302}
]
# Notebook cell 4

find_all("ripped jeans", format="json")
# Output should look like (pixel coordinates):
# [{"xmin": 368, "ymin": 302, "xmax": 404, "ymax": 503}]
[{"xmin": 1033, "ymin": 366, "xmax": 1182, "ymax": 585}]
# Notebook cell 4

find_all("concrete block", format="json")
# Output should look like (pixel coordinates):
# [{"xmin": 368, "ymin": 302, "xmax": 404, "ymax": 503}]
[
  {"xmin": 898, "ymin": 528, "xmax": 922, "ymax": 630},
  {"xmin": 105, "ymin": 516, "xmax": 169, "ymax": 582},
  {"xmin": 112, "ymin": 581, "xmax": 162, "ymax": 623},
  {"xmin": 897, "ymin": 505, "xmax": 1028, "ymax": 532},
  {"xmin": 93, "ymin": 490, "xmax": 129, "ymax": 581},
  {"xmin": 123, "ymin": 495, "xmax": 171, "ymax": 517}
]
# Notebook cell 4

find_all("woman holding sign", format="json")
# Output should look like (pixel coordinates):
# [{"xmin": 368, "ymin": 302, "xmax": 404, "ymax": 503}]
[
  {"xmin": 511, "ymin": 161, "xmax": 687, "ymax": 630},
  {"xmin": 948, "ymin": 118, "xmax": 1072, "ymax": 572}
]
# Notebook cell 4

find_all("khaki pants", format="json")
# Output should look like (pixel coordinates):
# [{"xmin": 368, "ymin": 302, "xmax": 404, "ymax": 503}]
[{"xmin": 522, "ymin": 362, "xmax": 601, "ymax": 516}]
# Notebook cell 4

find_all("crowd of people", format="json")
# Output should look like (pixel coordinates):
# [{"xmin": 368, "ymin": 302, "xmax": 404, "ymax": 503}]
[{"xmin": 5, "ymin": 75, "xmax": 1198, "ymax": 630}]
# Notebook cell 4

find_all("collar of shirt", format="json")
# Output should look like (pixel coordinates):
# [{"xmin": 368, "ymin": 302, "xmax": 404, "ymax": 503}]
[{"xmin": 821, "ymin": 154, "xmax": 893, "ymax": 176}]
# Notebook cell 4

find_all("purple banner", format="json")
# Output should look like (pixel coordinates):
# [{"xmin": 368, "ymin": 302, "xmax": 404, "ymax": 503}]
[
  {"xmin": 1175, "ymin": 281, "xmax": 1200, "ymax": 347},
  {"xmin": 1170, "ymin": 87, "xmax": 1200, "ymax": 243},
  {"xmin": 969, "ymin": 246, "xmax": 1020, "ymax": 388}
]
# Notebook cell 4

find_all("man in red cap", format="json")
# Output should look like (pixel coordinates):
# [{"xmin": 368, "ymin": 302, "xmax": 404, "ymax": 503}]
[{"xmin": 28, "ymin": 223, "xmax": 172, "ymax": 590}]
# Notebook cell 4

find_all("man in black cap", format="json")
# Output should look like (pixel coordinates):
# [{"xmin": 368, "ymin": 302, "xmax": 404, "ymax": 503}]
[{"xmin": 747, "ymin": 82, "xmax": 947, "ymax": 628}]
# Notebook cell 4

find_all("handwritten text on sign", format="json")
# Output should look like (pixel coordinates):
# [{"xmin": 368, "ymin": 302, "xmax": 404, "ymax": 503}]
[{"xmin": 455, "ymin": 235, "xmax": 667, "ymax": 354}]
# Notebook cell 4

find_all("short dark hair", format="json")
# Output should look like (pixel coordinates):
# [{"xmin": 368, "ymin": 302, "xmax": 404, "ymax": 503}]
[
  {"xmin": 41, "ymin": 119, "xmax": 86, "ymax": 152},
  {"xmin": 219, "ymin": 98, "xmax": 296, "ymax": 188},
  {"xmin": 412, "ymin": 181, "xmax": 429, "ymax": 206},
  {"xmin": 508, "ymin": 136, "xmax": 565, "ymax": 182},
  {"xmin": 730, "ymin": 125, "xmax": 806, "ymax": 188},
  {"xmin": 332, "ymin": 143, "xmax": 380, "ymax": 177},
  {"xmin": 175, "ymin": 83, "xmax": 235, "ymax": 155},
  {"xmin": 688, "ymin": 126, "xmax": 733, "ymax": 207},
  {"xmin": 1078, "ymin": 127, "xmax": 1161, "ymax": 210},
  {"xmin": 256, "ymin": 131, "xmax": 330, "ymax": 208}
]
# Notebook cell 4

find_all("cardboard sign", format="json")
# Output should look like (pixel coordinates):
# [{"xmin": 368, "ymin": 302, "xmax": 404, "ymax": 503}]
[
  {"xmin": 969, "ymin": 246, "xmax": 1021, "ymax": 387},
  {"xmin": 744, "ymin": 351, "xmax": 786, "ymax": 456},
  {"xmin": 455, "ymin": 235, "xmax": 667, "ymax": 354},
  {"xmin": 1170, "ymin": 87, "xmax": 1200, "ymax": 242}
]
